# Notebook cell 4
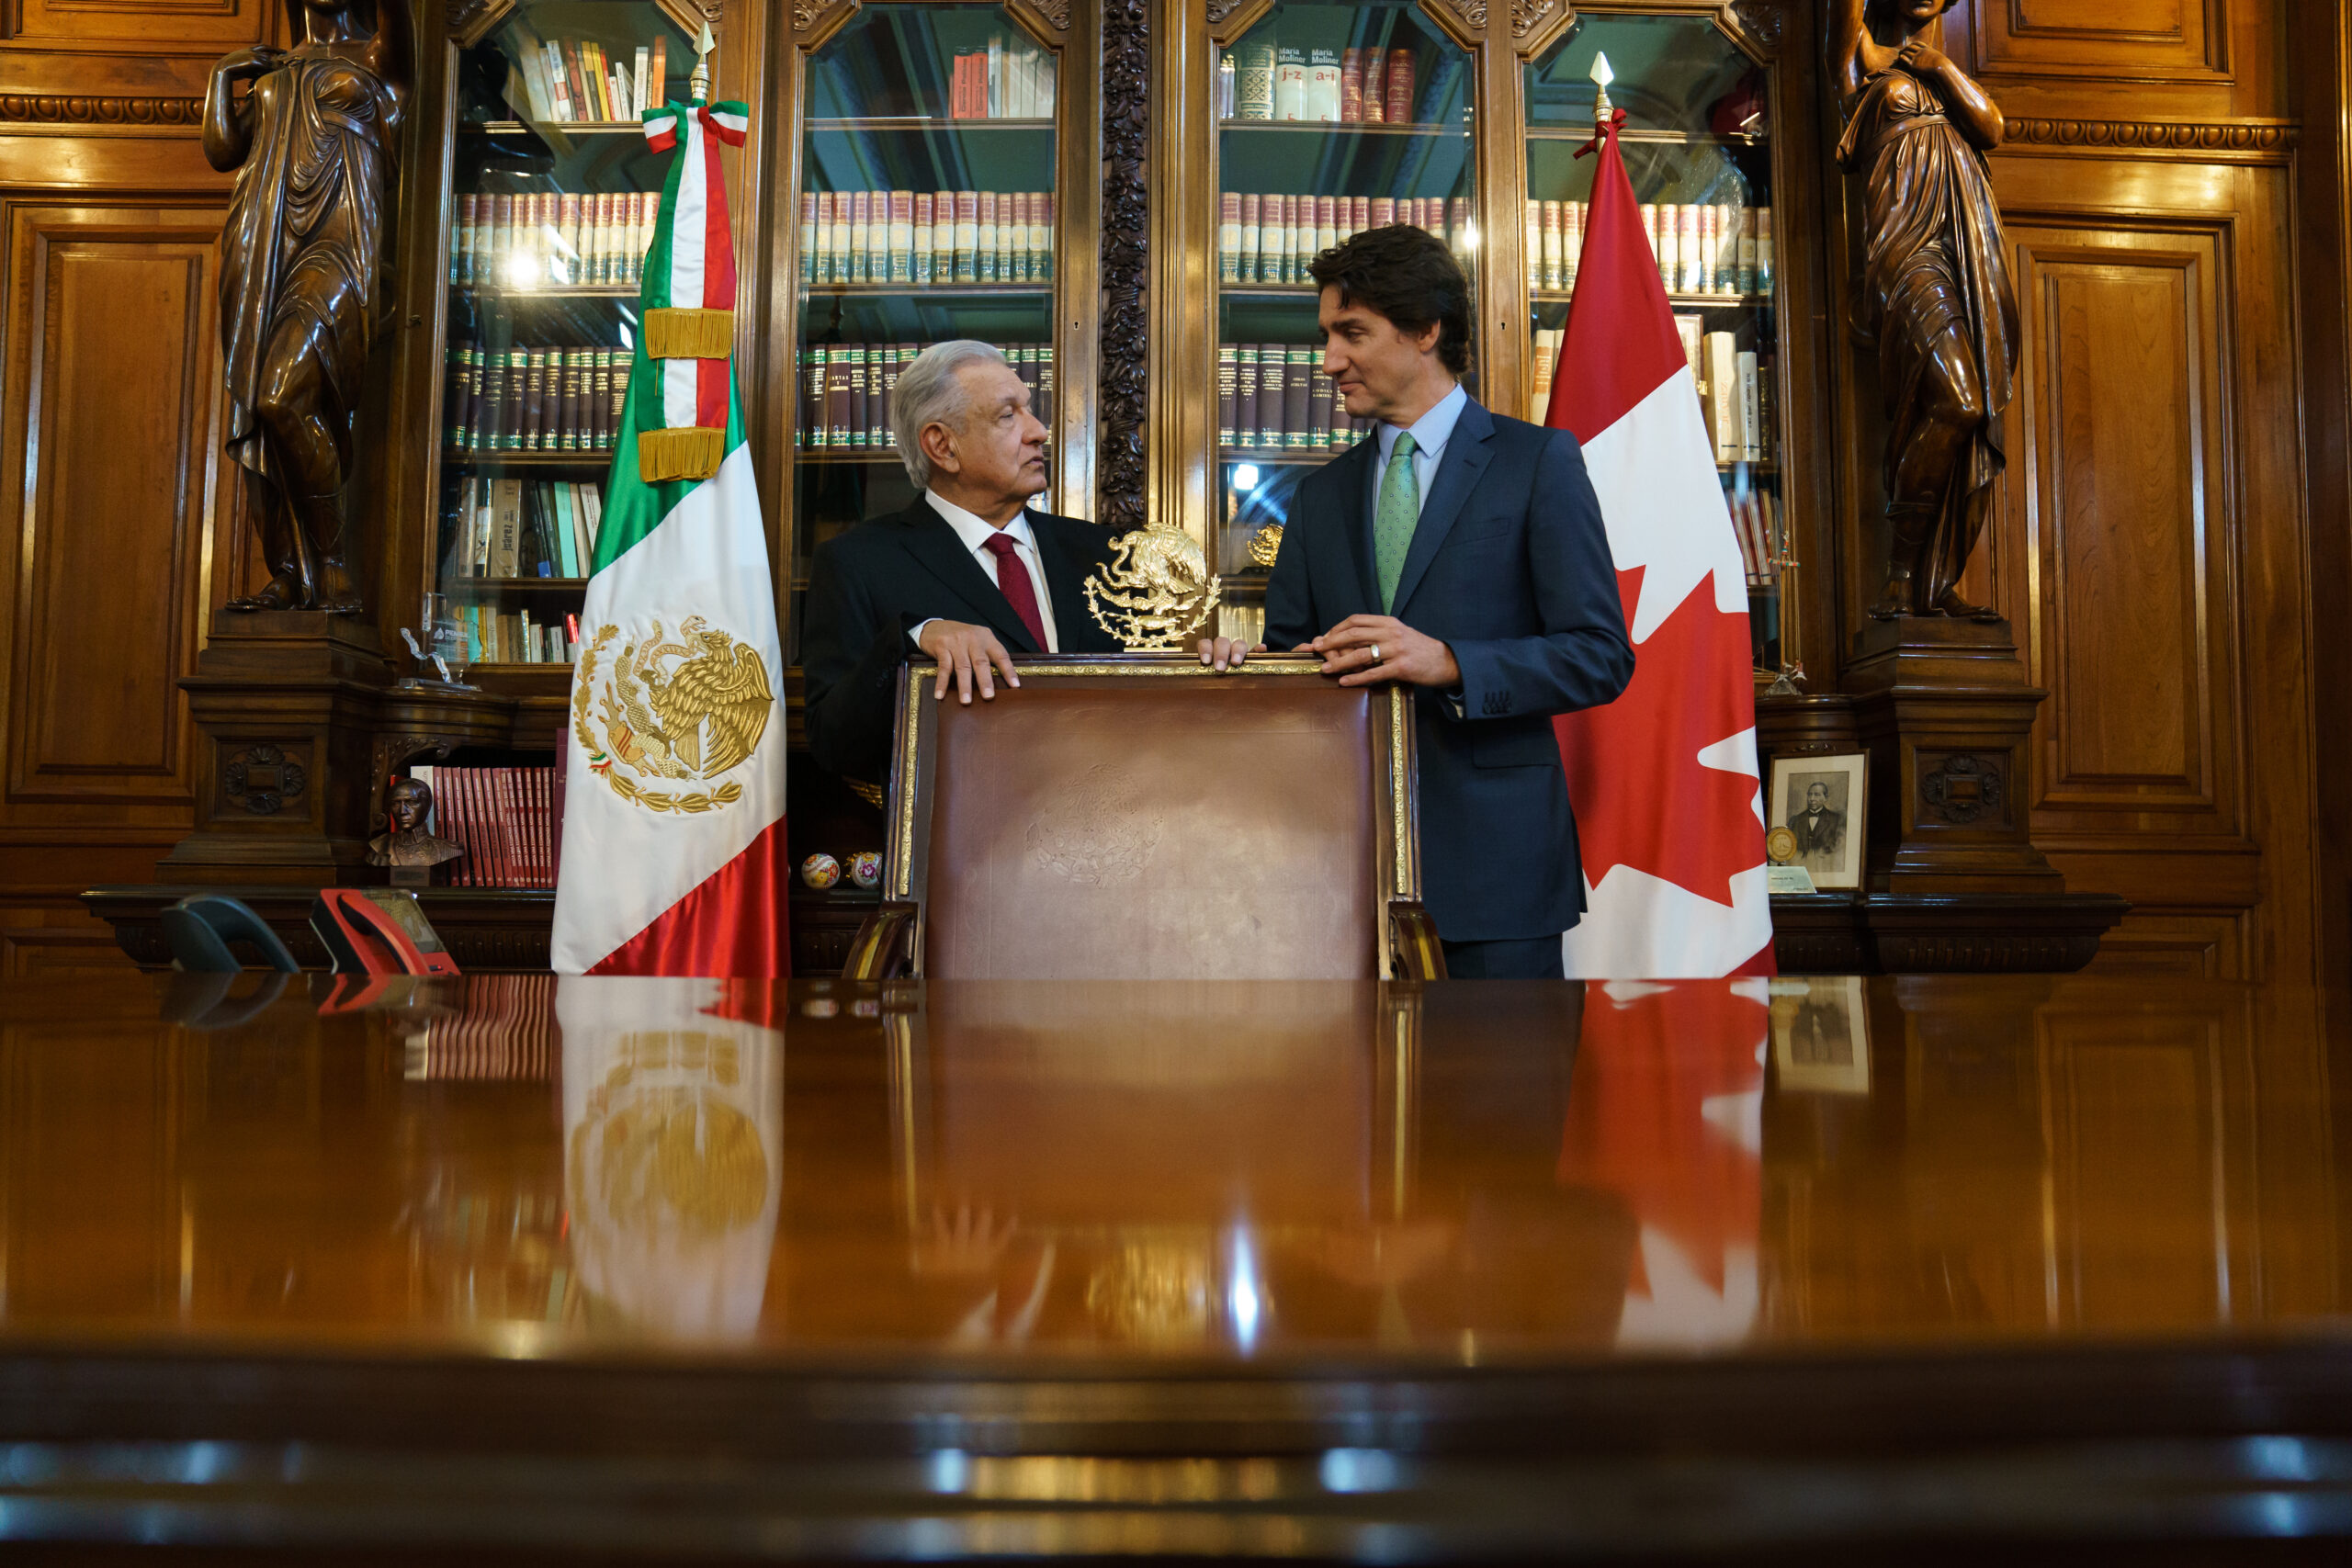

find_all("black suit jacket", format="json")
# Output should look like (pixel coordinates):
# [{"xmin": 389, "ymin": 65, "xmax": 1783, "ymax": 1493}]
[
  {"xmin": 801, "ymin": 498, "xmax": 1124, "ymax": 782},
  {"xmin": 1263, "ymin": 397, "xmax": 1634, "ymax": 942}
]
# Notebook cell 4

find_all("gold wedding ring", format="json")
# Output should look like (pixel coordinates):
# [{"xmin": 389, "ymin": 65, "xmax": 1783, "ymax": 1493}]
[{"xmin": 1369, "ymin": 643, "xmax": 1381, "ymax": 663}]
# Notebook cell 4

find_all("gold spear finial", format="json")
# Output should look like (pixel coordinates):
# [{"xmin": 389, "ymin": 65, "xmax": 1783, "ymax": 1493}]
[{"xmin": 689, "ymin": 19, "xmax": 716, "ymax": 103}]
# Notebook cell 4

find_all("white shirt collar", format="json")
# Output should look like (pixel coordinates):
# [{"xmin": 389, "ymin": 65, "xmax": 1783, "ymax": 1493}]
[
  {"xmin": 925, "ymin": 490, "xmax": 1035, "ymax": 556},
  {"xmin": 1376, "ymin": 381, "xmax": 1469, "ymax": 468}
]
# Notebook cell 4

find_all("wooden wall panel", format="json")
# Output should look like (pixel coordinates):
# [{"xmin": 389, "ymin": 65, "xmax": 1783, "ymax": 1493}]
[
  {"xmin": 2013, "ymin": 224, "xmax": 2233, "ymax": 822},
  {"xmin": 1971, "ymin": 0, "xmax": 2227, "ymax": 81},
  {"xmin": 6, "ymin": 212, "xmax": 219, "ymax": 809},
  {"xmin": 1984, "ymin": 158, "xmax": 2313, "ymax": 980}
]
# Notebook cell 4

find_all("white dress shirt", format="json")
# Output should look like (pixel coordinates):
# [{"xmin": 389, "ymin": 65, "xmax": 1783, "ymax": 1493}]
[{"xmin": 909, "ymin": 490, "xmax": 1060, "ymax": 653}]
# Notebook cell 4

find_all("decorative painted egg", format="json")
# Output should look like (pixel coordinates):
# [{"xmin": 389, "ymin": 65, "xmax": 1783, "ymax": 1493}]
[
  {"xmin": 799, "ymin": 852, "xmax": 842, "ymax": 890},
  {"xmin": 847, "ymin": 850, "xmax": 883, "ymax": 889}
]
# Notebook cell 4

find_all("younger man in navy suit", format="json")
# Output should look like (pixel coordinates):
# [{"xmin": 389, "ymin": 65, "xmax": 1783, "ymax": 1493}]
[{"xmin": 1200, "ymin": 226, "xmax": 1633, "ymax": 978}]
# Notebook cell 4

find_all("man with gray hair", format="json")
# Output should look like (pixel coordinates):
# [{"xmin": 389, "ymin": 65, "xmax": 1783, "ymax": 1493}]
[{"xmin": 801, "ymin": 339, "xmax": 1123, "ymax": 784}]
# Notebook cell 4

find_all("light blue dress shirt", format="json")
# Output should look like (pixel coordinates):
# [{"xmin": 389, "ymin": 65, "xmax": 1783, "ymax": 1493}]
[{"xmin": 1368, "ymin": 380, "xmax": 1470, "ymax": 532}]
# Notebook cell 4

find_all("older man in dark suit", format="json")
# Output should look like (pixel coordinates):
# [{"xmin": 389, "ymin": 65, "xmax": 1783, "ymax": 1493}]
[
  {"xmin": 801, "ymin": 340, "xmax": 1123, "ymax": 784},
  {"xmin": 1201, "ymin": 226, "xmax": 1634, "ymax": 978}
]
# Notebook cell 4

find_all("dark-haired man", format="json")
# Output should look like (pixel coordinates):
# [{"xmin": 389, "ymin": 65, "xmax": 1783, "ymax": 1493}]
[{"xmin": 1202, "ymin": 225, "xmax": 1633, "ymax": 978}]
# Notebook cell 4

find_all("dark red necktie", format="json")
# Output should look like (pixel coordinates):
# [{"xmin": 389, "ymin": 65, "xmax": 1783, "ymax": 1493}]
[{"xmin": 980, "ymin": 531, "xmax": 1049, "ymax": 651}]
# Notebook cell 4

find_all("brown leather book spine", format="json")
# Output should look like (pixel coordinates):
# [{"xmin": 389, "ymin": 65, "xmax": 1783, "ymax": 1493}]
[
  {"xmin": 1258, "ymin": 342, "xmax": 1284, "ymax": 448},
  {"xmin": 523, "ymin": 348, "xmax": 547, "ymax": 450},
  {"xmin": 482, "ymin": 350, "xmax": 508, "ymax": 451},
  {"xmin": 825, "ymin": 344, "xmax": 853, "ymax": 446},
  {"xmin": 446, "ymin": 342, "xmax": 469, "ymax": 449},
  {"xmin": 558, "ymin": 352, "xmax": 580, "ymax": 450},
  {"xmin": 604, "ymin": 348, "xmax": 625, "ymax": 446},
  {"xmin": 1384, "ymin": 48, "xmax": 1413, "ymax": 124},
  {"xmin": 1234, "ymin": 344, "xmax": 1257, "ymax": 447}
]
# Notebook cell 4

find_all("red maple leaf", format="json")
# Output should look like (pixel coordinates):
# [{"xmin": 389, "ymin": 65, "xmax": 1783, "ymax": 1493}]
[{"xmin": 1555, "ymin": 566, "xmax": 1764, "ymax": 907}]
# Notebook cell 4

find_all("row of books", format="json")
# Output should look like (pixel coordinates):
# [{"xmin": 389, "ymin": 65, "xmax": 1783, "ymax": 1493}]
[
  {"xmin": 445, "ymin": 343, "xmax": 629, "ymax": 455},
  {"xmin": 798, "ymin": 190, "xmax": 1056, "ymax": 286},
  {"xmin": 501, "ymin": 24, "xmax": 663, "ymax": 125},
  {"xmin": 408, "ymin": 765, "xmax": 558, "ymax": 887},
  {"xmin": 948, "ymin": 37, "xmax": 1057, "ymax": 118},
  {"xmin": 1219, "ymin": 194, "xmax": 1467, "ymax": 286},
  {"xmin": 1726, "ymin": 486, "xmax": 1783, "ymax": 587},
  {"xmin": 797, "ymin": 343, "xmax": 1056, "ymax": 450},
  {"xmin": 450, "ymin": 190, "xmax": 654, "ymax": 288},
  {"xmin": 458, "ymin": 603, "xmax": 575, "ymax": 666},
  {"xmin": 446, "ymin": 476, "xmax": 604, "ymax": 581},
  {"xmin": 1527, "ymin": 321, "xmax": 1775, "ymax": 466},
  {"xmin": 1219, "ymin": 42, "xmax": 1427, "ymax": 125},
  {"xmin": 1217, "ymin": 344, "xmax": 1374, "ymax": 453},
  {"xmin": 1521, "ymin": 200, "xmax": 1774, "ymax": 297}
]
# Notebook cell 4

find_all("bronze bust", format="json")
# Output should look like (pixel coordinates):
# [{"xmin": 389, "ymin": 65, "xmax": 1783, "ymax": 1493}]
[
  {"xmin": 1830, "ymin": 0, "xmax": 2018, "ymax": 621},
  {"xmin": 368, "ymin": 776, "xmax": 463, "ymax": 882},
  {"xmin": 204, "ymin": 0, "xmax": 412, "ymax": 614}
]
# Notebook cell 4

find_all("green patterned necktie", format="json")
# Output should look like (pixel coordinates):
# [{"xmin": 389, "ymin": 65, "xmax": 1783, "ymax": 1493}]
[{"xmin": 1374, "ymin": 431, "xmax": 1419, "ymax": 612}]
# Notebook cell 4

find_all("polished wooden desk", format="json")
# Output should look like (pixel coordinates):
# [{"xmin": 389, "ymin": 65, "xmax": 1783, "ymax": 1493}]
[{"xmin": 0, "ymin": 972, "xmax": 2347, "ymax": 1561}]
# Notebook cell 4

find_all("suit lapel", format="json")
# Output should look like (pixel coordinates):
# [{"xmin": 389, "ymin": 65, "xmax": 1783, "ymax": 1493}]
[
  {"xmin": 1390, "ymin": 397, "xmax": 1495, "ymax": 617},
  {"xmin": 1325, "ymin": 437, "xmax": 1381, "ymax": 616},
  {"xmin": 895, "ymin": 503, "xmax": 1043, "ymax": 652},
  {"xmin": 1027, "ymin": 511, "xmax": 1102, "ymax": 653}
]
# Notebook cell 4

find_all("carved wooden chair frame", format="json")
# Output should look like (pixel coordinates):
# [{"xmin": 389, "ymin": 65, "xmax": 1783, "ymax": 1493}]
[{"xmin": 842, "ymin": 655, "xmax": 1447, "ymax": 981}]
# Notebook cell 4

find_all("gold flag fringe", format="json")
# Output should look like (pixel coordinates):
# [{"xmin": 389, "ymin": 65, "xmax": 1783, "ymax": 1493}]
[
  {"xmin": 638, "ymin": 425, "xmax": 725, "ymax": 482},
  {"xmin": 642, "ymin": 308, "xmax": 735, "ymax": 360}
]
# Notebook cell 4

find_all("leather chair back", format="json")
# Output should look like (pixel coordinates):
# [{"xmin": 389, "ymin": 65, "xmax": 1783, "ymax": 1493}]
[{"xmin": 884, "ymin": 661, "xmax": 1421, "ymax": 980}]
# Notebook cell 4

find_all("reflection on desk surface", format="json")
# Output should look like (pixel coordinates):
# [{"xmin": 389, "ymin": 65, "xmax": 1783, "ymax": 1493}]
[{"xmin": 0, "ymin": 971, "xmax": 2342, "ymax": 1362}]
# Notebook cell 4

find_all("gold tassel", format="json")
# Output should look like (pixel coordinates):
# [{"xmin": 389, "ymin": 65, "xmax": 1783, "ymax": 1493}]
[
  {"xmin": 642, "ymin": 308, "xmax": 735, "ymax": 360},
  {"xmin": 638, "ymin": 426, "xmax": 725, "ymax": 482}
]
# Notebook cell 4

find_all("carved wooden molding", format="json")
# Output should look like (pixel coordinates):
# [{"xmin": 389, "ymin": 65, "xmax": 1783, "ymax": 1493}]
[
  {"xmin": 1098, "ymin": 0, "xmax": 1149, "ymax": 531},
  {"xmin": 793, "ymin": 0, "xmax": 854, "ymax": 39},
  {"xmin": 1726, "ymin": 0, "xmax": 1782, "ymax": 53},
  {"xmin": 1428, "ymin": 0, "xmax": 1487, "ymax": 34},
  {"xmin": 0, "ymin": 95, "xmax": 203, "ymax": 126},
  {"xmin": 1512, "ymin": 0, "xmax": 1567, "ymax": 40},
  {"xmin": 2003, "ymin": 117, "xmax": 2299, "ymax": 160},
  {"xmin": 1206, "ymin": 0, "xmax": 1249, "ymax": 25},
  {"xmin": 1010, "ymin": 0, "xmax": 1070, "ymax": 36}
]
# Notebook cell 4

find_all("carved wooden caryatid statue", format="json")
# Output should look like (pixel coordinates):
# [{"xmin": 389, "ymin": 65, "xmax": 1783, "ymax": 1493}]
[
  {"xmin": 204, "ymin": 0, "xmax": 412, "ymax": 614},
  {"xmin": 1830, "ymin": 0, "xmax": 2018, "ymax": 621}
]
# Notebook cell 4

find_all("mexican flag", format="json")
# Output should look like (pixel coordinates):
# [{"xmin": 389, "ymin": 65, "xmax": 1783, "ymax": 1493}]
[
  {"xmin": 550, "ymin": 96, "xmax": 790, "ymax": 977},
  {"xmin": 1546, "ymin": 105, "xmax": 1774, "ymax": 977}
]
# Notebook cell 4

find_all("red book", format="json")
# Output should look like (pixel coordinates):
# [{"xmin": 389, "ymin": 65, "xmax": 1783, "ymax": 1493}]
[
  {"xmin": 465, "ymin": 768, "xmax": 492, "ymax": 888},
  {"xmin": 1340, "ymin": 48, "xmax": 1363, "ymax": 122},
  {"xmin": 1361, "ymin": 48, "xmax": 1386, "ymax": 124},
  {"xmin": 535, "ymin": 767, "xmax": 553, "ymax": 888},
  {"xmin": 1370, "ymin": 197, "xmax": 1395, "ymax": 229},
  {"xmin": 1384, "ymin": 48, "xmax": 1414, "ymax": 125},
  {"xmin": 549, "ymin": 732, "xmax": 569, "ymax": 886},
  {"xmin": 443, "ymin": 768, "xmax": 472, "ymax": 887}
]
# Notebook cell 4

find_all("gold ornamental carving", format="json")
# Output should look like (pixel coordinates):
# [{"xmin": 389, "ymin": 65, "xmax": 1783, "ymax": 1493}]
[
  {"xmin": 571, "ymin": 616, "xmax": 772, "ymax": 813},
  {"xmin": 1083, "ymin": 525, "xmax": 1222, "ymax": 651},
  {"xmin": 1245, "ymin": 524, "xmax": 1284, "ymax": 570}
]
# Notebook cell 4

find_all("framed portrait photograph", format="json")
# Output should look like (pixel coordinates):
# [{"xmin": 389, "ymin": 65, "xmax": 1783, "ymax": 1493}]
[
  {"xmin": 1767, "ymin": 751, "xmax": 1868, "ymax": 892},
  {"xmin": 1770, "ymin": 976, "xmax": 1870, "ymax": 1096}
]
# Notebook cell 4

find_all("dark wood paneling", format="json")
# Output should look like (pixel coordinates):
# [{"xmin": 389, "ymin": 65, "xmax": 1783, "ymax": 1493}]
[{"xmin": 6, "ymin": 0, "xmax": 266, "ymax": 57}]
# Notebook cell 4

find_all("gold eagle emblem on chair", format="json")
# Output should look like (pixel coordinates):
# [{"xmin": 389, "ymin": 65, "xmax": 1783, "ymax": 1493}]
[
  {"xmin": 1083, "ymin": 524, "xmax": 1223, "ymax": 651},
  {"xmin": 571, "ymin": 616, "xmax": 773, "ymax": 814}
]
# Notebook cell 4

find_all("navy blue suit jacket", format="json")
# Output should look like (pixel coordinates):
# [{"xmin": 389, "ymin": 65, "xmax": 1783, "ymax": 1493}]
[{"xmin": 1262, "ymin": 397, "xmax": 1633, "ymax": 942}]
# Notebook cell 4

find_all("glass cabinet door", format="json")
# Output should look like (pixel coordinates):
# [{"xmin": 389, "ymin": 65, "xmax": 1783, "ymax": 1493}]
[
  {"xmin": 1523, "ymin": 13, "xmax": 1783, "ymax": 672},
  {"xmin": 1209, "ymin": 0, "xmax": 1476, "ymax": 647},
  {"xmin": 435, "ymin": 0, "xmax": 708, "ymax": 675},
  {"xmin": 789, "ymin": 4, "xmax": 1063, "ymax": 660}
]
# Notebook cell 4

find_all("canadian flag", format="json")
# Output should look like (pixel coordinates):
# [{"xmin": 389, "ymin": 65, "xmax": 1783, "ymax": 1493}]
[{"xmin": 1546, "ymin": 107, "xmax": 1775, "ymax": 977}]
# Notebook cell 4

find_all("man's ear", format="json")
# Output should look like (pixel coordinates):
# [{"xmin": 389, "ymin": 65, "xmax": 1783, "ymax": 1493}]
[
  {"xmin": 1410, "ymin": 319, "xmax": 1444, "ymax": 358},
  {"xmin": 919, "ymin": 421, "xmax": 959, "ymax": 477}
]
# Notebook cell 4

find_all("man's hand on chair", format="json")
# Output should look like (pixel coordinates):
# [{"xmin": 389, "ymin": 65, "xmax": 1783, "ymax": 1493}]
[{"xmin": 919, "ymin": 620, "xmax": 1020, "ymax": 705}]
